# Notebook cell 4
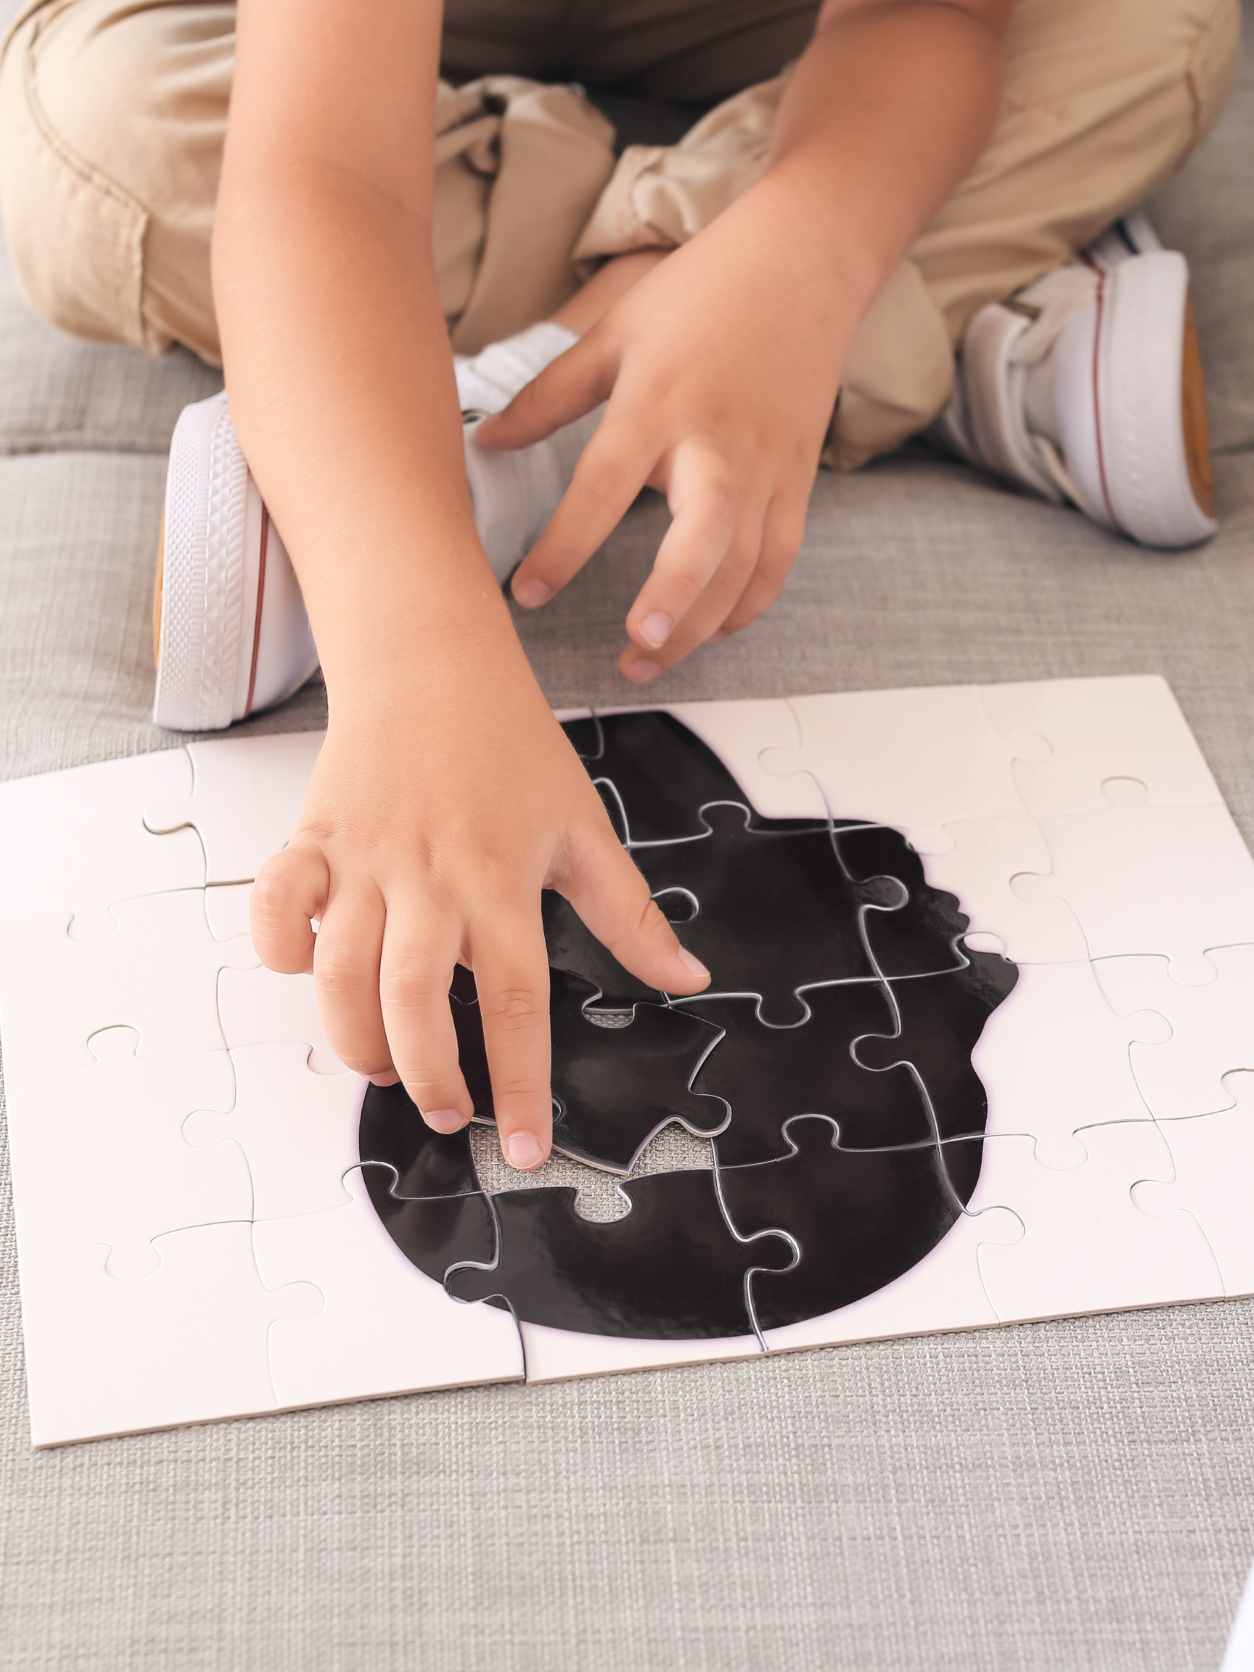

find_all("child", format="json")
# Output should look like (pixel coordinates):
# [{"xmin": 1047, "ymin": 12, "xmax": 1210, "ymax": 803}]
[{"xmin": 0, "ymin": 0, "xmax": 1239, "ymax": 1172}]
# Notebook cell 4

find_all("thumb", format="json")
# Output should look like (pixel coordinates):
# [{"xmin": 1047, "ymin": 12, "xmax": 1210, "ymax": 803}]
[
  {"xmin": 250, "ymin": 840, "xmax": 330, "ymax": 974},
  {"xmin": 476, "ymin": 333, "xmax": 617, "ymax": 452},
  {"xmin": 556, "ymin": 826, "xmax": 710, "ymax": 996}
]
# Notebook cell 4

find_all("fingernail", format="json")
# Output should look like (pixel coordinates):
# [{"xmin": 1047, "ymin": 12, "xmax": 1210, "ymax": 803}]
[
  {"xmin": 640, "ymin": 611, "xmax": 673, "ymax": 649},
  {"xmin": 368, "ymin": 1071, "xmax": 400, "ymax": 1087},
  {"xmin": 425, "ymin": 1107, "xmax": 466, "ymax": 1134},
  {"xmin": 626, "ymin": 658, "xmax": 662, "ymax": 684},
  {"xmin": 505, "ymin": 1130, "xmax": 544, "ymax": 1170},
  {"xmin": 706, "ymin": 629, "xmax": 727, "ymax": 644},
  {"xmin": 678, "ymin": 948, "xmax": 710, "ymax": 979},
  {"xmin": 512, "ymin": 578, "xmax": 551, "ymax": 608}
]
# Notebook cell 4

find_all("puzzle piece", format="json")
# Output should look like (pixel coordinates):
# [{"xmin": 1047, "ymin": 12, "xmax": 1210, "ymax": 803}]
[
  {"xmin": 971, "ymin": 959, "xmax": 1169, "ymax": 1168},
  {"xmin": 144, "ymin": 730, "xmax": 325, "ymax": 883},
  {"xmin": 718, "ymin": 1116, "xmax": 978, "ymax": 1331},
  {"xmin": 0, "ymin": 890, "xmax": 259, "ymax": 1085},
  {"xmin": 359, "ymin": 1080, "xmax": 484, "ymax": 1199},
  {"xmin": 1132, "ymin": 1074, "xmax": 1254, "ymax": 1297},
  {"xmin": 760, "ymin": 685, "xmax": 1047, "ymax": 854},
  {"xmin": 978, "ymin": 675, "xmax": 1222, "ymax": 817},
  {"xmin": 760, "ymin": 1199, "xmax": 1024, "ymax": 1352},
  {"xmin": 184, "ymin": 1042, "xmax": 365, "ymax": 1220},
  {"xmin": 5, "ymin": 1027, "xmax": 246, "ymax": 1275},
  {"xmin": 0, "ymin": 748, "xmax": 204, "ymax": 937},
  {"xmin": 447, "ymin": 1170, "xmax": 794, "ymax": 1339},
  {"xmin": 1094, "ymin": 945, "xmax": 1254, "ymax": 1121},
  {"xmin": 253, "ymin": 1167, "xmax": 524, "ymax": 1411},
  {"xmin": 217, "ymin": 964, "xmax": 344, "ymax": 1074},
  {"xmin": 970, "ymin": 1123, "xmax": 1222, "ymax": 1321},
  {"xmin": 448, "ymin": 966, "xmax": 726, "ymax": 1170},
  {"xmin": 834, "ymin": 823, "xmax": 972, "ymax": 978},
  {"xmin": 919, "ymin": 815, "xmax": 1088, "ymax": 963},
  {"xmin": 563, "ymin": 704, "xmax": 820, "ymax": 844},
  {"xmin": 636, "ymin": 805, "xmax": 877, "ymax": 1024},
  {"xmin": 19, "ymin": 1221, "xmax": 321, "ymax": 1446},
  {"xmin": 854, "ymin": 948, "xmax": 1021, "ymax": 1151},
  {"xmin": 691, "ymin": 984, "xmax": 934, "ymax": 1166},
  {"xmin": 1012, "ymin": 780, "xmax": 1254, "ymax": 983}
]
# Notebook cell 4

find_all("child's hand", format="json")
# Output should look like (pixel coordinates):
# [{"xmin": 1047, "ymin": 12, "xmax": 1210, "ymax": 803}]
[
  {"xmin": 249, "ymin": 644, "xmax": 709, "ymax": 1167},
  {"xmin": 476, "ymin": 185, "xmax": 853, "ymax": 684}
]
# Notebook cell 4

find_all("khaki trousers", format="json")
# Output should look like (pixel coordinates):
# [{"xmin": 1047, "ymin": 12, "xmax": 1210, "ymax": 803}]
[{"xmin": 0, "ymin": 0, "xmax": 1240, "ymax": 469}]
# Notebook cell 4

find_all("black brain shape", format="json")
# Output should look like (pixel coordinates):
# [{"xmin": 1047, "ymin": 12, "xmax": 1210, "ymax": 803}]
[{"xmin": 360, "ymin": 709, "xmax": 1017, "ymax": 1339}]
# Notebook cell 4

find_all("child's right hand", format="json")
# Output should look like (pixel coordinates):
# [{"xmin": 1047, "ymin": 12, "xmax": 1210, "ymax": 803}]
[{"xmin": 248, "ymin": 638, "xmax": 710, "ymax": 1169}]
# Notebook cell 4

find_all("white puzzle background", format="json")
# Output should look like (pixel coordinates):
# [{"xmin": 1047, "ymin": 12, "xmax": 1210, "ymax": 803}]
[{"xmin": 1, "ymin": 676, "xmax": 1251, "ymax": 1445}]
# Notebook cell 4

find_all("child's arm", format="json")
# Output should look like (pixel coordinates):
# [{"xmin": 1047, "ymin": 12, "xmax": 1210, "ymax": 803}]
[
  {"xmin": 215, "ymin": 0, "xmax": 709, "ymax": 1169},
  {"xmin": 482, "ymin": 0, "xmax": 1015, "ymax": 682}
]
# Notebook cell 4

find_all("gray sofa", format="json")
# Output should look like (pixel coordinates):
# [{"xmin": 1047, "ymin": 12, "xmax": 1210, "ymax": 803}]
[{"xmin": 2, "ymin": 11, "xmax": 1253, "ymax": 1669}]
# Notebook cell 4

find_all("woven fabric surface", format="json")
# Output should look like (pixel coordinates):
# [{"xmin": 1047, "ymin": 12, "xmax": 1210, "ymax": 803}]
[{"xmin": 2, "ymin": 8, "xmax": 1254, "ymax": 1669}]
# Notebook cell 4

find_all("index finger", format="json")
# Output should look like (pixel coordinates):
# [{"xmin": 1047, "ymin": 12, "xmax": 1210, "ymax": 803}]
[{"xmin": 472, "ymin": 914, "xmax": 553, "ymax": 1171}]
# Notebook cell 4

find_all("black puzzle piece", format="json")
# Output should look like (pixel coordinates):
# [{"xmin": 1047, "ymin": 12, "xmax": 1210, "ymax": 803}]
[
  {"xmin": 359, "ymin": 1079, "xmax": 481, "ymax": 1198},
  {"xmin": 541, "ymin": 890, "xmax": 661, "ymax": 1005},
  {"xmin": 691, "ymin": 986, "xmax": 934, "ymax": 1166},
  {"xmin": 636, "ymin": 804, "xmax": 876, "ymax": 1024},
  {"xmin": 834, "ymin": 824, "xmax": 970, "ymax": 978},
  {"xmin": 854, "ymin": 950, "xmax": 1019, "ymax": 1147},
  {"xmin": 718, "ymin": 1116, "xmax": 974, "ymax": 1331},
  {"xmin": 447, "ymin": 1170, "xmax": 794, "ymax": 1338}
]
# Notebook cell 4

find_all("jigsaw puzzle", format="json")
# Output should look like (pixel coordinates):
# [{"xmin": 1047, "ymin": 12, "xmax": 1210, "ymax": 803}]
[{"xmin": 3, "ymin": 676, "xmax": 1254, "ymax": 1443}]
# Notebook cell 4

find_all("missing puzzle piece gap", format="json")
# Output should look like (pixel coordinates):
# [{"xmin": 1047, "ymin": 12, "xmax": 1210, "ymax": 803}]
[
  {"xmin": 468, "ymin": 1120, "xmax": 715, "ymax": 1222},
  {"xmin": 977, "ymin": 675, "xmax": 1223, "ymax": 818}
]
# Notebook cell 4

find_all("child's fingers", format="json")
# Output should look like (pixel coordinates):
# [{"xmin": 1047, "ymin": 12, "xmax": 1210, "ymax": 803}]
[
  {"xmin": 618, "ymin": 514, "xmax": 765, "ymax": 684},
  {"xmin": 712, "ymin": 484, "xmax": 812, "ymax": 640},
  {"xmin": 622, "ymin": 446, "xmax": 758, "ymax": 656},
  {"xmin": 555, "ymin": 824, "xmax": 711, "ymax": 998},
  {"xmin": 378, "ymin": 912, "xmax": 473, "ymax": 1131},
  {"xmin": 250, "ymin": 842, "xmax": 330, "ymax": 974},
  {"xmin": 510, "ymin": 417, "xmax": 655, "ymax": 605},
  {"xmin": 476, "ymin": 335, "xmax": 615, "ymax": 452},
  {"xmin": 472, "ymin": 917, "xmax": 555, "ymax": 1171},
  {"xmin": 312, "ymin": 887, "xmax": 396, "ymax": 1083}
]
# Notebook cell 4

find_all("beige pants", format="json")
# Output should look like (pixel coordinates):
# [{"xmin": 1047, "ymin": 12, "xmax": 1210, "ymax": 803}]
[{"xmin": 0, "ymin": 0, "xmax": 1240, "ymax": 469}]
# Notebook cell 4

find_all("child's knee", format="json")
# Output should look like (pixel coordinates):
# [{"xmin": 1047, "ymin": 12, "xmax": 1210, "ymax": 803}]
[{"xmin": 0, "ymin": 0, "xmax": 229, "ymax": 356}]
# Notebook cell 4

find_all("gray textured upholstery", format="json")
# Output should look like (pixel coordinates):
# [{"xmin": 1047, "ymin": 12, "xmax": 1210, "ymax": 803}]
[{"xmin": 2, "ymin": 15, "xmax": 1254, "ymax": 1671}]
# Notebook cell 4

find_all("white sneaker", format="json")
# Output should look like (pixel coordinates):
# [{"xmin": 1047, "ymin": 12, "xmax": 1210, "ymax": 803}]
[
  {"xmin": 929, "ymin": 212, "xmax": 1217, "ymax": 549},
  {"xmin": 154, "ymin": 370, "xmax": 598, "ymax": 732}
]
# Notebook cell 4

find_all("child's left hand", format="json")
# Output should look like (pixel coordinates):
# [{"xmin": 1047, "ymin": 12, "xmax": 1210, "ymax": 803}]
[{"xmin": 475, "ymin": 181, "xmax": 855, "ymax": 683}]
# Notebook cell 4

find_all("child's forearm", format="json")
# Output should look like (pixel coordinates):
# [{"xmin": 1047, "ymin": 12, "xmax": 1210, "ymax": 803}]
[{"xmin": 755, "ymin": 0, "xmax": 1010, "ymax": 326}]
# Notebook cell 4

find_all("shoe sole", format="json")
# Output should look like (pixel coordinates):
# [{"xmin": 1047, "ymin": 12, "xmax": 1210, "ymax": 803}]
[
  {"xmin": 1089, "ymin": 250, "xmax": 1218, "ymax": 548},
  {"xmin": 153, "ymin": 394, "xmax": 317, "ymax": 731}
]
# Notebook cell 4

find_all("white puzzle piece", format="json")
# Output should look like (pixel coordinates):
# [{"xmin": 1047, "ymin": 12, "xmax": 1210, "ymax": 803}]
[
  {"xmin": 0, "ymin": 890, "xmax": 259, "ymax": 1086},
  {"xmin": 217, "ymin": 964, "xmax": 344, "ymax": 1073},
  {"xmin": 659, "ymin": 699, "xmax": 824, "ymax": 822},
  {"xmin": 978, "ymin": 675, "xmax": 1222, "ymax": 817},
  {"xmin": 0, "ymin": 749, "xmax": 203, "ymax": 936},
  {"xmin": 921, "ymin": 815, "xmax": 1088, "ymax": 964},
  {"xmin": 6, "ymin": 1028, "xmax": 246, "ymax": 1273},
  {"xmin": 1094, "ymin": 944, "xmax": 1254, "ymax": 1121},
  {"xmin": 204, "ymin": 882, "xmax": 253, "ymax": 941},
  {"xmin": 761, "ymin": 1201, "xmax": 1024, "ymax": 1354},
  {"xmin": 971, "ymin": 1123, "xmax": 1222, "ymax": 1322},
  {"xmin": 1012, "ymin": 780, "xmax": 1254, "ymax": 984},
  {"xmin": 20, "ymin": 1221, "xmax": 321, "ymax": 1446},
  {"xmin": 973, "ymin": 960, "xmax": 1169, "ymax": 1168},
  {"xmin": 253, "ymin": 1168, "xmax": 524, "ymax": 1409},
  {"xmin": 144, "ymin": 730, "xmax": 325, "ymax": 884},
  {"xmin": 760, "ymin": 685, "xmax": 1048, "ymax": 853},
  {"xmin": 519, "ymin": 1321, "xmax": 763, "ymax": 1382},
  {"xmin": 1133, "ymin": 1074, "xmax": 1254, "ymax": 1296},
  {"xmin": 183, "ymin": 1043, "xmax": 365, "ymax": 1221}
]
